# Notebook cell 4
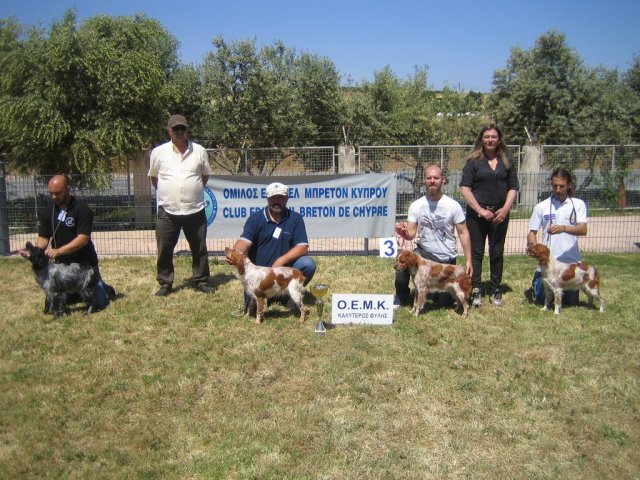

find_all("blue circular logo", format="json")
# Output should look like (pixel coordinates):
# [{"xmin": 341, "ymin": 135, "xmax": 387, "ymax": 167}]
[{"xmin": 204, "ymin": 187, "xmax": 217, "ymax": 226}]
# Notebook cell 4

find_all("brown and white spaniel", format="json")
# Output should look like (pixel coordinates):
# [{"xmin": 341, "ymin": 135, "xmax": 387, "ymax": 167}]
[
  {"xmin": 224, "ymin": 247, "xmax": 307, "ymax": 325},
  {"xmin": 527, "ymin": 243, "xmax": 604, "ymax": 315},
  {"xmin": 394, "ymin": 250, "xmax": 472, "ymax": 318}
]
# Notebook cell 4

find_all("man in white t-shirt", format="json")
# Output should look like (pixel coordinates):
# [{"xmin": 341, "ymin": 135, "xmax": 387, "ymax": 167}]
[
  {"xmin": 148, "ymin": 114, "xmax": 214, "ymax": 297},
  {"xmin": 395, "ymin": 165, "xmax": 473, "ymax": 308},
  {"xmin": 527, "ymin": 167, "xmax": 588, "ymax": 304}
]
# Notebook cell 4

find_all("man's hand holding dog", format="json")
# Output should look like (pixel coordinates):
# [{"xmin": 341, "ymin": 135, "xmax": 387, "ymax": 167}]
[
  {"xmin": 396, "ymin": 222, "xmax": 417, "ymax": 241},
  {"xmin": 45, "ymin": 247, "xmax": 62, "ymax": 260},
  {"xmin": 395, "ymin": 222, "xmax": 408, "ymax": 239}
]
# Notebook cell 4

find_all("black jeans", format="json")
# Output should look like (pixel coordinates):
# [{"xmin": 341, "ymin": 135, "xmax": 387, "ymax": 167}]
[
  {"xmin": 465, "ymin": 207, "xmax": 509, "ymax": 292},
  {"xmin": 394, "ymin": 244, "xmax": 456, "ymax": 306},
  {"xmin": 155, "ymin": 207, "xmax": 210, "ymax": 287}
]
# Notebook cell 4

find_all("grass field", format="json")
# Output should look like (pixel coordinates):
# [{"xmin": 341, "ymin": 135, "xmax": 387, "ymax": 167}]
[{"xmin": 1, "ymin": 252, "xmax": 638, "ymax": 479}]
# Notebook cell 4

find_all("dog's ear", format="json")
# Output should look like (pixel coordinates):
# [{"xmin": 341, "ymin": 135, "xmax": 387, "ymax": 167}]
[
  {"xmin": 26, "ymin": 241, "xmax": 34, "ymax": 250},
  {"xmin": 528, "ymin": 243, "xmax": 540, "ymax": 256},
  {"xmin": 538, "ymin": 245, "xmax": 550, "ymax": 263}
]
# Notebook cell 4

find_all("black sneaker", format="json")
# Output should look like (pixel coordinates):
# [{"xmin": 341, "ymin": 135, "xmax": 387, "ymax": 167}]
[
  {"xmin": 471, "ymin": 288, "xmax": 482, "ymax": 307},
  {"xmin": 490, "ymin": 288, "xmax": 503, "ymax": 306},
  {"xmin": 195, "ymin": 283, "xmax": 214, "ymax": 294},
  {"xmin": 104, "ymin": 284, "xmax": 116, "ymax": 298},
  {"xmin": 155, "ymin": 285, "xmax": 172, "ymax": 297}
]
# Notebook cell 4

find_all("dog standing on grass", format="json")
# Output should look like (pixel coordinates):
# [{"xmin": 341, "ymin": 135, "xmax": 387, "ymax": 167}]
[
  {"xmin": 527, "ymin": 243, "xmax": 604, "ymax": 315},
  {"xmin": 19, "ymin": 241, "xmax": 97, "ymax": 318},
  {"xmin": 394, "ymin": 250, "xmax": 472, "ymax": 318},
  {"xmin": 225, "ymin": 247, "xmax": 307, "ymax": 325}
]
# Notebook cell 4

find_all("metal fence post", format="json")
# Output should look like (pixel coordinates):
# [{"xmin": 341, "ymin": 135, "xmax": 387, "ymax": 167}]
[{"xmin": 0, "ymin": 161, "xmax": 10, "ymax": 255}]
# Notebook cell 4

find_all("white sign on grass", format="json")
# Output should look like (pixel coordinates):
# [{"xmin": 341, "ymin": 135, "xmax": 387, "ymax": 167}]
[{"xmin": 331, "ymin": 294, "xmax": 394, "ymax": 325}]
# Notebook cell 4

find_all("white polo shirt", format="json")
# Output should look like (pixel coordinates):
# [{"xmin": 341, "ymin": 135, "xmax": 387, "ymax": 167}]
[
  {"xmin": 528, "ymin": 196, "xmax": 588, "ymax": 263},
  {"xmin": 148, "ymin": 140, "xmax": 213, "ymax": 215}
]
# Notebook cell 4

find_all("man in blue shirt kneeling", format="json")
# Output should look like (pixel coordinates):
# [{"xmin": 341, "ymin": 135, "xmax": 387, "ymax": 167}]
[{"xmin": 230, "ymin": 182, "xmax": 316, "ymax": 311}]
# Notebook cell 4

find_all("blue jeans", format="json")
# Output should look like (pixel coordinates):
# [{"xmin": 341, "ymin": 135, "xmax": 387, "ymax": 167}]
[
  {"xmin": 291, "ymin": 255, "xmax": 316, "ymax": 286},
  {"xmin": 532, "ymin": 269, "xmax": 579, "ymax": 306},
  {"xmin": 92, "ymin": 266, "xmax": 110, "ymax": 311},
  {"xmin": 93, "ymin": 281, "xmax": 110, "ymax": 311}
]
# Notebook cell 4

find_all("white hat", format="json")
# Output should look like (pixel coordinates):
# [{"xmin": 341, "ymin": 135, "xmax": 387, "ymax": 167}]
[{"xmin": 266, "ymin": 182, "xmax": 288, "ymax": 197}]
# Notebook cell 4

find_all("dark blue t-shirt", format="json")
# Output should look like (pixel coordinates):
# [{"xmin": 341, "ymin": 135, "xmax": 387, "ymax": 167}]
[{"xmin": 240, "ymin": 207, "xmax": 309, "ymax": 267}]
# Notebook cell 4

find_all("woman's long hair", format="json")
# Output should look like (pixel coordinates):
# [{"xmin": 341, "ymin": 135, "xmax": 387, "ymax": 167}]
[{"xmin": 466, "ymin": 123, "xmax": 510, "ymax": 167}]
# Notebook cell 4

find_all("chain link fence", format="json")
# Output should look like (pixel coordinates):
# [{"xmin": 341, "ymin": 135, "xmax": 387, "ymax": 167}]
[
  {"xmin": 2, "ymin": 145, "xmax": 639, "ymax": 256},
  {"xmin": 206, "ymin": 147, "xmax": 336, "ymax": 176},
  {"xmin": 357, "ymin": 145, "xmax": 523, "ymax": 217},
  {"xmin": 540, "ymin": 145, "xmax": 640, "ymax": 210}
]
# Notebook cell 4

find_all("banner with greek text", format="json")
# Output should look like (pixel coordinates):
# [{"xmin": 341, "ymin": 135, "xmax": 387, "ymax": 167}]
[{"xmin": 204, "ymin": 174, "xmax": 396, "ymax": 238}]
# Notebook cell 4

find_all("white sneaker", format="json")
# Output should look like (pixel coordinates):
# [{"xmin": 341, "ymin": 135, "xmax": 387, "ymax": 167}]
[{"xmin": 490, "ymin": 289, "xmax": 503, "ymax": 306}]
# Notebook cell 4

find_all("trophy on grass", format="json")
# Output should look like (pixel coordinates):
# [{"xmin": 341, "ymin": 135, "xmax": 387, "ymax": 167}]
[{"xmin": 309, "ymin": 283, "xmax": 329, "ymax": 333}]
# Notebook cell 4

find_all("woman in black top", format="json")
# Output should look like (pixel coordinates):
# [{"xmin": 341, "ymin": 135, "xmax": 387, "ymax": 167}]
[{"xmin": 459, "ymin": 124, "xmax": 519, "ymax": 307}]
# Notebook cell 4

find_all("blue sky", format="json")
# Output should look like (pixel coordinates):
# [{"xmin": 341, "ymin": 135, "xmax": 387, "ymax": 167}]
[{"xmin": 2, "ymin": 0, "xmax": 639, "ymax": 92}]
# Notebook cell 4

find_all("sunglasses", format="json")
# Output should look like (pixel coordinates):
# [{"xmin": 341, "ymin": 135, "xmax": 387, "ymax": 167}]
[{"xmin": 172, "ymin": 125, "xmax": 187, "ymax": 132}]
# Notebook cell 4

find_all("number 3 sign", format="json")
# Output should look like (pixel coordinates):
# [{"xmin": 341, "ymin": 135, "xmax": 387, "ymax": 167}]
[{"xmin": 379, "ymin": 237, "xmax": 398, "ymax": 258}]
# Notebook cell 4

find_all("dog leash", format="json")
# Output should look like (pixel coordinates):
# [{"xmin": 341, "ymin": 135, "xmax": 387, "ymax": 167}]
[
  {"xmin": 395, "ymin": 222, "xmax": 415, "ymax": 252},
  {"xmin": 544, "ymin": 197, "xmax": 553, "ymax": 247},
  {"xmin": 51, "ymin": 206, "xmax": 64, "ymax": 250},
  {"xmin": 545, "ymin": 195, "xmax": 577, "ymax": 247}
]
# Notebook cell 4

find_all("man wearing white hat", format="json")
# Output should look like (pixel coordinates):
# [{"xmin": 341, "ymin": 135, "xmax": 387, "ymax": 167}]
[{"xmin": 231, "ymin": 181, "xmax": 316, "ymax": 294}]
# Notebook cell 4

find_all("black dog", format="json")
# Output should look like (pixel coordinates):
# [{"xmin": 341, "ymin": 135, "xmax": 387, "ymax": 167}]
[{"xmin": 19, "ymin": 241, "xmax": 97, "ymax": 317}]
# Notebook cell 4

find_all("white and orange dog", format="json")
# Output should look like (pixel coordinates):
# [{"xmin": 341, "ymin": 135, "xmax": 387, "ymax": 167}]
[
  {"xmin": 527, "ymin": 243, "xmax": 604, "ymax": 315},
  {"xmin": 394, "ymin": 250, "xmax": 472, "ymax": 318},
  {"xmin": 224, "ymin": 247, "xmax": 307, "ymax": 324}
]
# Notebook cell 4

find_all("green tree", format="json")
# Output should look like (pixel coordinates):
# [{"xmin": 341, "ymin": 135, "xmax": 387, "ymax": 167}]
[
  {"xmin": 344, "ymin": 66, "xmax": 437, "ymax": 146},
  {"xmin": 623, "ymin": 54, "xmax": 640, "ymax": 143},
  {"xmin": 0, "ymin": 17, "xmax": 23, "ymax": 158},
  {"xmin": 0, "ymin": 11, "xmax": 180, "ymax": 174},
  {"xmin": 201, "ymin": 36, "xmax": 343, "ymax": 150},
  {"xmin": 490, "ymin": 30, "xmax": 590, "ymax": 145},
  {"xmin": 574, "ymin": 68, "xmax": 636, "ymax": 144},
  {"xmin": 491, "ymin": 30, "xmax": 637, "ymax": 147},
  {"xmin": 624, "ymin": 54, "xmax": 640, "ymax": 94},
  {"xmin": 342, "ymin": 85, "xmax": 385, "ymax": 146},
  {"xmin": 291, "ymin": 52, "xmax": 343, "ymax": 145},
  {"xmin": 165, "ymin": 63, "xmax": 206, "ymax": 141},
  {"xmin": 432, "ymin": 87, "xmax": 486, "ymax": 144}
]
